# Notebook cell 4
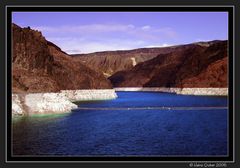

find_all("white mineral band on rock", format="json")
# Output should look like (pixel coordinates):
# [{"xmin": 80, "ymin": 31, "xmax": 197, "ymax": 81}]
[
  {"xmin": 114, "ymin": 87, "xmax": 228, "ymax": 96},
  {"xmin": 12, "ymin": 89, "xmax": 117, "ymax": 116}
]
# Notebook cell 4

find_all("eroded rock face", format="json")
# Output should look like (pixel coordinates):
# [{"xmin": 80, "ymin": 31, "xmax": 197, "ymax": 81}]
[
  {"xmin": 109, "ymin": 40, "xmax": 228, "ymax": 88},
  {"xmin": 12, "ymin": 23, "xmax": 113, "ymax": 93},
  {"xmin": 12, "ymin": 24, "xmax": 53, "ymax": 72}
]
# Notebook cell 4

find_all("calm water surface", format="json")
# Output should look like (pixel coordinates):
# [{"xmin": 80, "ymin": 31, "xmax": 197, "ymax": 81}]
[{"xmin": 12, "ymin": 92, "xmax": 228, "ymax": 156}]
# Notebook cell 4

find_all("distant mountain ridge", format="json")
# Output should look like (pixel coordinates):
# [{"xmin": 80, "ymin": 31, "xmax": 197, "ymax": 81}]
[
  {"xmin": 71, "ymin": 40, "xmax": 226, "ymax": 79},
  {"xmin": 109, "ymin": 40, "xmax": 228, "ymax": 88},
  {"xmin": 71, "ymin": 46, "xmax": 180, "ymax": 77}
]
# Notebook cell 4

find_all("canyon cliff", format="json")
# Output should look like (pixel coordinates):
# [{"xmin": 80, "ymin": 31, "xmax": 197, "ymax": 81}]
[
  {"xmin": 12, "ymin": 23, "xmax": 228, "ymax": 92},
  {"xmin": 71, "ymin": 47, "xmax": 179, "ymax": 77},
  {"xmin": 12, "ymin": 23, "xmax": 112, "ymax": 93},
  {"xmin": 109, "ymin": 40, "xmax": 228, "ymax": 88}
]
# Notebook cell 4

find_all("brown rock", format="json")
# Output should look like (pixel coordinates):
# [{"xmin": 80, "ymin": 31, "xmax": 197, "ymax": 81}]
[
  {"xmin": 12, "ymin": 23, "xmax": 112, "ymax": 93},
  {"xmin": 109, "ymin": 40, "xmax": 228, "ymax": 88}
]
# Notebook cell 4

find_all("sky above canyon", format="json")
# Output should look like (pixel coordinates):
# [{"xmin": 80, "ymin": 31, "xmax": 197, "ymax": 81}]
[{"xmin": 12, "ymin": 12, "xmax": 228, "ymax": 54}]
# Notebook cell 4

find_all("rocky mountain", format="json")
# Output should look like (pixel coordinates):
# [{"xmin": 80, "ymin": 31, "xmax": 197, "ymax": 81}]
[
  {"xmin": 12, "ymin": 23, "xmax": 112, "ymax": 93},
  {"xmin": 71, "ymin": 47, "xmax": 180, "ymax": 77},
  {"xmin": 109, "ymin": 40, "xmax": 228, "ymax": 88}
]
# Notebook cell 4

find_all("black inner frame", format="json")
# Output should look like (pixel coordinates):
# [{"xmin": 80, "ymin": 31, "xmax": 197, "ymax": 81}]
[{"xmin": 6, "ymin": 6, "xmax": 234, "ymax": 162}]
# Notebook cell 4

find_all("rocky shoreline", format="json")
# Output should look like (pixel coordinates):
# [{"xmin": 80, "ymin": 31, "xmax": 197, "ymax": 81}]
[
  {"xmin": 114, "ymin": 87, "xmax": 228, "ymax": 96},
  {"xmin": 12, "ymin": 89, "xmax": 117, "ymax": 116},
  {"xmin": 12, "ymin": 88, "xmax": 228, "ymax": 116}
]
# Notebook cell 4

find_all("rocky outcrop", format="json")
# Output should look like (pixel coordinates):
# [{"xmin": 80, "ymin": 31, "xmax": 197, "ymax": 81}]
[
  {"xmin": 12, "ymin": 23, "xmax": 113, "ymax": 93},
  {"xmin": 12, "ymin": 24, "xmax": 53, "ymax": 72},
  {"xmin": 72, "ymin": 47, "xmax": 180, "ymax": 77},
  {"xmin": 109, "ymin": 40, "xmax": 228, "ymax": 88},
  {"xmin": 12, "ymin": 93, "xmax": 77, "ymax": 116},
  {"xmin": 12, "ymin": 94, "xmax": 24, "ymax": 115},
  {"xmin": 12, "ymin": 23, "xmax": 58, "ymax": 93},
  {"xmin": 12, "ymin": 89, "xmax": 117, "ymax": 116}
]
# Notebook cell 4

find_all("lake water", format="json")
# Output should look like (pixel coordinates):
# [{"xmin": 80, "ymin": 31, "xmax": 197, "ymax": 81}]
[{"xmin": 12, "ymin": 91, "xmax": 228, "ymax": 156}]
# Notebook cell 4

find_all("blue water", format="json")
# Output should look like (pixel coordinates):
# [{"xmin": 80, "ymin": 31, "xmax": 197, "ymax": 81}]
[{"xmin": 12, "ymin": 92, "xmax": 228, "ymax": 156}]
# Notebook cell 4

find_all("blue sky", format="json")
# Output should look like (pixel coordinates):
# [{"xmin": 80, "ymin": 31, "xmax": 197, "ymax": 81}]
[{"xmin": 12, "ymin": 12, "xmax": 228, "ymax": 54}]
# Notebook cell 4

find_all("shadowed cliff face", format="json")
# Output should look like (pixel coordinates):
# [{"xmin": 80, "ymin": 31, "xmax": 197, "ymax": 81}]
[
  {"xmin": 12, "ymin": 23, "xmax": 112, "ymax": 93},
  {"xmin": 109, "ymin": 40, "xmax": 228, "ymax": 88}
]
